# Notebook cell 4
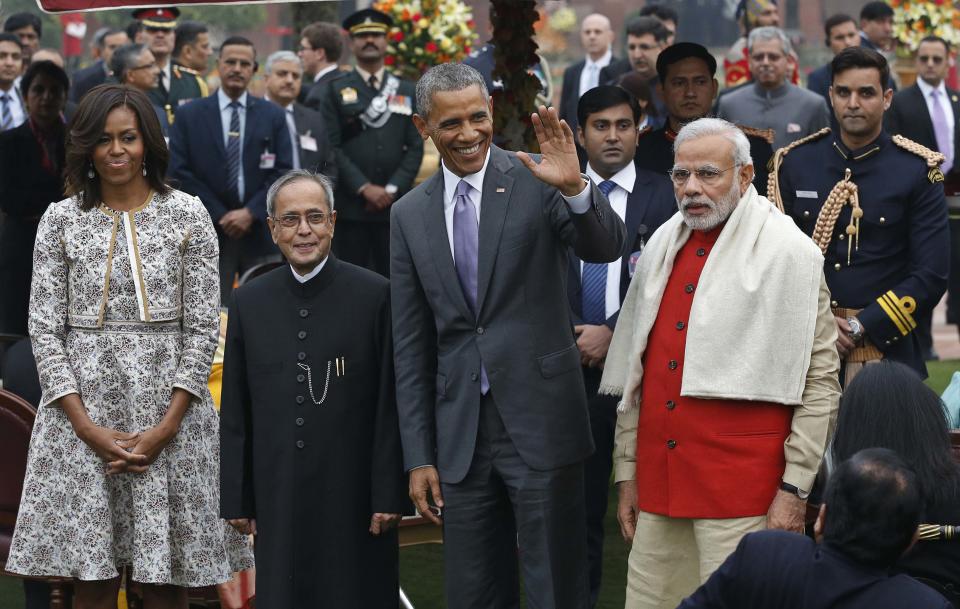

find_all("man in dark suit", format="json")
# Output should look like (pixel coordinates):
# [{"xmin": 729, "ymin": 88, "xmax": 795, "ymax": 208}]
[
  {"xmin": 264, "ymin": 50, "xmax": 337, "ymax": 182},
  {"xmin": 298, "ymin": 21, "xmax": 343, "ymax": 109},
  {"xmin": 807, "ymin": 14, "xmax": 860, "ymax": 105},
  {"xmin": 169, "ymin": 36, "xmax": 292, "ymax": 300},
  {"xmin": 599, "ymin": 16, "xmax": 669, "ymax": 123},
  {"xmin": 859, "ymin": 1, "xmax": 895, "ymax": 54},
  {"xmin": 69, "ymin": 27, "xmax": 129, "ymax": 103},
  {"xmin": 320, "ymin": 8, "xmax": 422, "ymax": 277},
  {"xmin": 559, "ymin": 14, "xmax": 616, "ymax": 164},
  {"xmin": 680, "ymin": 448, "xmax": 952, "ymax": 609},
  {"xmin": 569, "ymin": 85, "xmax": 676, "ymax": 608},
  {"xmin": 885, "ymin": 35, "xmax": 958, "ymax": 358},
  {"xmin": 392, "ymin": 62, "xmax": 626, "ymax": 609}
]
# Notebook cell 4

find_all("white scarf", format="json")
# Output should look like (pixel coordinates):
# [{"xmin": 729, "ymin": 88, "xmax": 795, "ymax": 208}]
[{"xmin": 600, "ymin": 185, "xmax": 824, "ymax": 412}]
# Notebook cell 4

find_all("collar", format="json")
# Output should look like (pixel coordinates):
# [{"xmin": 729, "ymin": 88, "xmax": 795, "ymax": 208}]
[
  {"xmin": 752, "ymin": 81, "xmax": 790, "ymax": 99},
  {"xmin": 916, "ymin": 77, "xmax": 947, "ymax": 100},
  {"xmin": 586, "ymin": 161, "xmax": 635, "ymax": 194},
  {"xmin": 355, "ymin": 65, "xmax": 386, "ymax": 86},
  {"xmin": 314, "ymin": 64, "xmax": 338, "ymax": 82},
  {"xmin": 219, "ymin": 88, "xmax": 248, "ymax": 110},
  {"xmin": 290, "ymin": 255, "xmax": 327, "ymax": 283},
  {"xmin": 442, "ymin": 149, "xmax": 491, "ymax": 207},
  {"xmin": 585, "ymin": 47, "xmax": 612, "ymax": 69},
  {"xmin": 832, "ymin": 130, "xmax": 887, "ymax": 162}
]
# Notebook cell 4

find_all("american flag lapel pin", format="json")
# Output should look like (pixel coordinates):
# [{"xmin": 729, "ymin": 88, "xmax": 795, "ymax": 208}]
[{"xmin": 496, "ymin": 187, "xmax": 505, "ymax": 193}]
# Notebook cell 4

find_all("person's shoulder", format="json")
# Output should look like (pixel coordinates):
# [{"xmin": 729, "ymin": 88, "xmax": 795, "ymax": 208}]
[
  {"xmin": 882, "ymin": 574, "xmax": 954, "ymax": 607},
  {"xmin": 335, "ymin": 258, "xmax": 390, "ymax": 293},
  {"xmin": 777, "ymin": 127, "xmax": 832, "ymax": 165},
  {"xmin": 234, "ymin": 264, "xmax": 288, "ymax": 299},
  {"xmin": 393, "ymin": 173, "xmax": 437, "ymax": 215},
  {"xmin": 293, "ymin": 101, "xmax": 323, "ymax": 121},
  {"xmin": 790, "ymin": 83, "xmax": 830, "ymax": 105},
  {"xmin": 0, "ymin": 120, "xmax": 29, "ymax": 144},
  {"xmin": 888, "ymin": 133, "xmax": 947, "ymax": 182},
  {"xmin": 160, "ymin": 188, "xmax": 207, "ymax": 213},
  {"xmin": 563, "ymin": 58, "xmax": 586, "ymax": 77}
]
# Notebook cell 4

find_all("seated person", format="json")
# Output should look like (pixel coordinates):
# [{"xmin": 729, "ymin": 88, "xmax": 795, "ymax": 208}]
[
  {"xmin": 679, "ymin": 447, "xmax": 952, "ymax": 609},
  {"xmin": 832, "ymin": 361, "xmax": 960, "ymax": 605}
]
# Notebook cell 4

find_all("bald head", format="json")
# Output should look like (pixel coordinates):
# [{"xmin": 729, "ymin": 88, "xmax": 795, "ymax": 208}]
[{"xmin": 581, "ymin": 13, "xmax": 614, "ymax": 61}]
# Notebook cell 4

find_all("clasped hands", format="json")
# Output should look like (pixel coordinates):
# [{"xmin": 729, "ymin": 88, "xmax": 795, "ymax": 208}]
[{"xmin": 78, "ymin": 420, "xmax": 177, "ymax": 475}]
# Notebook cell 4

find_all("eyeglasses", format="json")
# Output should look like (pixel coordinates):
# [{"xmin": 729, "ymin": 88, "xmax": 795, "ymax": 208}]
[
  {"xmin": 273, "ymin": 211, "xmax": 331, "ymax": 229},
  {"xmin": 750, "ymin": 52, "xmax": 784, "ymax": 63},
  {"xmin": 918, "ymin": 55, "xmax": 945, "ymax": 65},
  {"xmin": 668, "ymin": 165, "xmax": 737, "ymax": 185}
]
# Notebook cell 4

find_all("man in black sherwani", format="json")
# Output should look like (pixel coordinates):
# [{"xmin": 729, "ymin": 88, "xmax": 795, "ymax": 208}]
[{"xmin": 220, "ymin": 169, "xmax": 405, "ymax": 609}]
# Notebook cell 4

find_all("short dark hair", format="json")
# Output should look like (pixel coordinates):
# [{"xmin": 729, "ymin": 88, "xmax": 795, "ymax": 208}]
[
  {"xmin": 95, "ymin": 28, "xmax": 122, "ymax": 49},
  {"xmin": 65, "ymin": 85, "xmax": 171, "ymax": 211},
  {"xmin": 639, "ymin": 4, "xmax": 679, "ymax": 27},
  {"xmin": 21, "ymin": 60, "xmax": 69, "ymax": 99},
  {"xmin": 0, "ymin": 32, "xmax": 23, "ymax": 49},
  {"xmin": 301, "ymin": 22, "xmax": 344, "ymax": 63},
  {"xmin": 617, "ymin": 72, "xmax": 660, "ymax": 119},
  {"xmin": 919, "ymin": 35, "xmax": 951, "ymax": 55},
  {"xmin": 110, "ymin": 43, "xmax": 146, "ymax": 82},
  {"xmin": 577, "ymin": 84, "xmax": 642, "ymax": 129},
  {"xmin": 822, "ymin": 448, "xmax": 922, "ymax": 568},
  {"xmin": 830, "ymin": 46, "xmax": 890, "ymax": 89},
  {"xmin": 173, "ymin": 21, "xmax": 208, "ymax": 59},
  {"xmin": 3, "ymin": 13, "xmax": 42, "ymax": 37},
  {"xmin": 625, "ymin": 16, "xmax": 670, "ymax": 43},
  {"xmin": 220, "ymin": 36, "xmax": 256, "ymax": 59},
  {"xmin": 860, "ymin": 1, "xmax": 894, "ymax": 22},
  {"xmin": 125, "ymin": 20, "xmax": 143, "ymax": 42},
  {"xmin": 824, "ymin": 13, "xmax": 855, "ymax": 44}
]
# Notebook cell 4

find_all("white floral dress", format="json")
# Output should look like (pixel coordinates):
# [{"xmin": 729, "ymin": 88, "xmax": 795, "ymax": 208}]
[{"xmin": 6, "ymin": 189, "xmax": 253, "ymax": 585}]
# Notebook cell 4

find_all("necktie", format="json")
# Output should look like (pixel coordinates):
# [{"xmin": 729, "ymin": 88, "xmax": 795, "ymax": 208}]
[
  {"xmin": 226, "ymin": 101, "xmax": 242, "ymax": 203},
  {"xmin": 453, "ymin": 180, "xmax": 489, "ymax": 393},
  {"xmin": 931, "ymin": 89, "xmax": 953, "ymax": 174},
  {"xmin": 581, "ymin": 180, "xmax": 616, "ymax": 324},
  {"xmin": 585, "ymin": 63, "xmax": 599, "ymax": 92},
  {"xmin": 285, "ymin": 108, "xmax": 301, "ymax": 170},
  {"xmin": 368, "ymin": 74, "xmax": 378, "ymax": 90},
  {"xmin": 158, "ymin": 70, "xmax": 168, "ymax": 96},
  {"xmin": 0, "ymin": 93, "xmax": 11, "ymax": 132}
]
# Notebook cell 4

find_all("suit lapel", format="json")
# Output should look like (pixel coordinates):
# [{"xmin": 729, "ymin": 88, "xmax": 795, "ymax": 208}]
[
  {"xmin": 476, "ymin": 146, "xmax": 514, "ymax": 315},
  {"xmin": 422, "ymin": 171, "xmax": 474, "ymax": 321},
  {"xmin": 910, "ymin": 85, "xmax": 937, "ymax": 146},
  {"xmin": 949, "ymin": 88, "xmax": 960, "ymax": 168},
  {"xmin": 205, "ymin": 95, "xmax": 226, "ymax": 159}
]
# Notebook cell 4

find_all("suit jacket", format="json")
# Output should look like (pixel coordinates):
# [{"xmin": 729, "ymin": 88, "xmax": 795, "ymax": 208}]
[
  {"xmin": 680, "ymin": 530, "xmax": 951, "ymax": 609},
  {"xmin": 169, "ymin": 92, "xmax": 292, "ymax": 253},
  {"xmin": 559, "ymin": 55, "xmax": 621, "ymax": 132},
  {"xmin": 69, "ymin": 60, "xmax": 107, "ymax": 103},
  {"xmin": 390, "ymin": 145, "xmax": 628, "ymax": 483},
  {"xmin": 886, "ymin": 83, "xmax": 960, "ymax": 182},
  {"xmin": 302, "ymin": 67, "xmax": 344, "ymax": 110},
  {"xmin": 807, "ymin": 63, "xmax": 831, "ymax": 104},
  {"xmin": 290, "ymin": 102, "xmax": 338, "ymax": 183},
  {"xmin": 567, "ymin": 167, "xmax": 676, "ymax": 331},
  {"xmin": 599, "ymin": 57, "xmax": 632, "ymax": 86}
]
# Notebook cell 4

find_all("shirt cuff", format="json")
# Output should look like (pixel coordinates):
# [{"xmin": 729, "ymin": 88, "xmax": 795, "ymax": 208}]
[
  {"xmin": 407, "ymin": 464, "xmax": 435, "ymax": 472},
  {"xmin": 614, "ymin": 461, "xmax": 636, "ymax": 484},
  {"xmin": 561, "ymin": 175, "xmax": 591, "ymax": 214}
]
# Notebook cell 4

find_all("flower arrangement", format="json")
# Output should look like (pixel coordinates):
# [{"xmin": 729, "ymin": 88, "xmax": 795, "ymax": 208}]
[
  {"xmin": 372, "ymin": 0, "xmax": 479, "ymax": 81},
  {"xmin": 491, "ymin": 0, "xmax": 542, "ymax": 152},
  {"xmin": 890, "ymin": 0, "xmax": 960, "ymax": 53}
]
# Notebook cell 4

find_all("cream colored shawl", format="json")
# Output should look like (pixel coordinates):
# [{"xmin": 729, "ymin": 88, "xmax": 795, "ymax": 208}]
[{"xmin": 599, "ymin": 185, "xmax": 824, "ymax": 411}]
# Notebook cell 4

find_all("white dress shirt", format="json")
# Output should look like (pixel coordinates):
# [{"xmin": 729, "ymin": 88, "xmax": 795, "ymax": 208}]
[
  {"xmin": 917, "ymin": 77, "xmax": 955, "ymax": 163},
  {"xmin": 355, "ymin": 65, "xmax": 386, "ymax": 89},
  {"xmin": 291, "ymin": 256, "xmax": 327, "ymax": 283},
  {"xmin": 0, "ymin": 80, "xmax": 25, "ymax": 129},
  {"xmin": 578, "ymin": 48, "xmax": 613, "ymax": 99},
  {"xmin": 218, "ymin": 88, "xmax": 248, "ymax": 201},
  {"xmin": 159, "ymin": 59, "xmax": 172, "ymax": 93},
  {"xmin": 267, "ymin": 94, "xmax": 301, "ymax": 171},
  {"xmin": 583, "ymin": 162, "xmax": 633, "ymax": 319},
  {"xmin": 440, "ymin": 150, "xmax": 592, "ymax": 264}
]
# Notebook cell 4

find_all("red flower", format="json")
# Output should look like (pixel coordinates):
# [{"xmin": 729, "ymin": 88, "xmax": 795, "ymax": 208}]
[
  {"xmin": 412, "ymin": 12, "xmax": 422, "ymax": 21},
  {"xmin": 425, "ymin": 41, "xmax": 438, "ymax": 53},
  {"xmin": 392, "ymin": 31, "xmax": 404, "ymax": 42},
  {"xmin": 385, "ymin": 55, "xmax": 396, "ymax": 65},
  {"xmin": 463, "ymin": 45, "xmax": 471, "ymax": 55}
]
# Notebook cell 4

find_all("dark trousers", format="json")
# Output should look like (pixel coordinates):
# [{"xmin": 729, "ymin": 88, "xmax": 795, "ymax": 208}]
[
  {"xmin": 948, "ymin": 217, "xmax": 960, "ymax": 327},
  {"xmin": 335, "ymin": 220, "xmax": 390, "ymax": 277},
  {"xmin": 582, "ymin": 367, "xmax": 618, "ymax": 608},
  {"xmin": 441, "ymin": 394, "xmax": 589, "ymax": 609}
]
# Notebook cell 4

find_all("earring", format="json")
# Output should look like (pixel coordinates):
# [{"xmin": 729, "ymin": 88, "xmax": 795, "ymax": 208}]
[
  {"xmin": 87, "ymin": 165, "xmax": 95, "ymax": 179},
  {"xmin": 141, "ymin": 163, "xmax": 147, "ymax": 177}
]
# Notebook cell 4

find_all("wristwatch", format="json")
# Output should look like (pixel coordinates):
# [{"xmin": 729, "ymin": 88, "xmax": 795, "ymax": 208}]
[
  {"xmin": 780, "ymin": 481, "xmax": 810, "ymax": 500},
  {"xmin": 846, "ymin": 316, "xmax": 864, "ymax": 344}
]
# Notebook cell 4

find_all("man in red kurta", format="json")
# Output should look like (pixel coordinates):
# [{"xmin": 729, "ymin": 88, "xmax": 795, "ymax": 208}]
[{"xmin": 600, "ymin": 117, "xmax": 840, "ymax": 609}]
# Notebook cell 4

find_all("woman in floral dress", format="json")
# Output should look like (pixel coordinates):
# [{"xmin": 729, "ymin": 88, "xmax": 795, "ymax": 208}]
[{"xmin": 6, "ymin": 84, "xmax": 252, "ymax": 608}]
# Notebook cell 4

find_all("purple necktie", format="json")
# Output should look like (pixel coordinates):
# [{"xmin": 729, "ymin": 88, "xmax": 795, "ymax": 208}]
[
  {"xmin": 931, "ymin": 89, "xmax": 953, "ymax": 174},
  {"xmin": 453, "ymin": 180, "xmax": 489, "ymax": 393}
]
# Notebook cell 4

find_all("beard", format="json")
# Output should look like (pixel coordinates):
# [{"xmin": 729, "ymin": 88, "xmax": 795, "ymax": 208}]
[{"xmin": 677, "ymin": 179, "xmax": 742, "ymax": 231}]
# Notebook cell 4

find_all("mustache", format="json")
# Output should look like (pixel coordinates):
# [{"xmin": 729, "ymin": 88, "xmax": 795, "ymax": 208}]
[{"xmin": 680, "ymin": 196, "xmax": 717, "ymax": 210}]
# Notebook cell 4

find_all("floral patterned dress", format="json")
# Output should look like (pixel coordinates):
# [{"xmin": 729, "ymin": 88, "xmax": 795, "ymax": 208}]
[{"xmin": 6, "ymin": 189, "xmax": 253, "ymax": 586}]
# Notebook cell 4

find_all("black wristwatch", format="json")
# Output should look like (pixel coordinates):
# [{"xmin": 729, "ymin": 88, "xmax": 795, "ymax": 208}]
[{"xmin": 780, "ymin": 481, "xmax": 810, "ymax": 500}]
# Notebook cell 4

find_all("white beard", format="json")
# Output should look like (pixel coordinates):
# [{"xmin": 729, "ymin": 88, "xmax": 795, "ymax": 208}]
[{"xmin": 677, "ymin": 179, "xmax": 742, "ymax": 231}]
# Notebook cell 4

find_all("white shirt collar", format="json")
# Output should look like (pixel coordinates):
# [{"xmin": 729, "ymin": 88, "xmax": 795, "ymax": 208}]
[
  {"xmin": 218, "ymin": 88, "xmax": 249, "ymax": 110},
  {"xmin": 442, "ymin": 149, "xmax": 491, "ymax": 208},
  {"xmin": 290, "ymin": 256, "xmax": 327, "ymax": 283},
  {"xmin": 585, "ymin": 47, "xmax": 613, "ymax": 69},
  {"xmin": 355, "ymin": 65, "xmax": 386, "ymax": 87},
  {"xmin": 314, "ymin": 64, "xmax": 338, "ymax": 82},
  {"xmin": 585, "ymin": 161, "xmax": 635, "ymax": 195},
  {"xmin": 917, "ymin": 77, "xmax": 947, "ymax": 99}
]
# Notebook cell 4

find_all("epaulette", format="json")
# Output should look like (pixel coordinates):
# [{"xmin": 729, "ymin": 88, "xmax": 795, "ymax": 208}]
[
  {"xmin": 736, "ymin": 124, "xmax": 774, "ymax": 145},
  {"xmin": 766, "ymin": 127, "xmax": 831, "ymax": 212},
  {"xmin": 173, "ymin": 64, "xmax": 200, "ymax": 76},
  {"xmin": 891, "ymin": 134, "xmax": 946, "ymax": 183}
]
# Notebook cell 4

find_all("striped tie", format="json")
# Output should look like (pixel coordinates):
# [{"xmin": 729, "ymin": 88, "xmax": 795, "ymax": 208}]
[
  {"xmin": 0, "ymin": 94, "xmax": 12, "ymax": 132},
  {"xmin": 226, "ymin": 100, "xmax": 242, "ymax": 203},
  {"xmin": 581, "ymin": 180, "xmax": 616, "ymax": 324}
]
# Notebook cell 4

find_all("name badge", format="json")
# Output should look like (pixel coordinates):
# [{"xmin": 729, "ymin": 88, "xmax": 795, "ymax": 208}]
[
  {"xmin": 787, "ymin": 122, "xmax": 802, "ymax": 133},
  {"xmin": 628, "ymin": 251, "xmax": 642, "ymax": 278},
  {"xmin": 300, "ymin": 133, "xmax": 318, "ymax": 152},
  {"xmin": 388, "ymin": 94, "xmax": 412, "ymax": 116},
  {"xmin": 259, "ymin": 152, "xmax": 276, "ymax": 169},
  {"xmin": 796, "ymin": 190, "xmax": 818, "ymax": 199}
]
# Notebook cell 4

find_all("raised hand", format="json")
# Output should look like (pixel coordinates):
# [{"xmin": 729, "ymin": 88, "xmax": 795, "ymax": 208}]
[{"xmin": 515, "ymin": 105, "xmax": 586, "ymax": 197}]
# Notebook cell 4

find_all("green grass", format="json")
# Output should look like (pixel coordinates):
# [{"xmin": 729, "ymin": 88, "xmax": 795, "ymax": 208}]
[{"xmin": 4, "ymin": 359, "xmax": 958, "ymax": 608}]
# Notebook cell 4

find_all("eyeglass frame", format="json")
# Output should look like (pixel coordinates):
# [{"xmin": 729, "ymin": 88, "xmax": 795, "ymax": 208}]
[
  {"xmin": 271, "ymin": 210, "xmax": 335, "ymax": 230},
  {"xmin": 667, "ymin": 164, "xmax": 740, "ymax": 186}
]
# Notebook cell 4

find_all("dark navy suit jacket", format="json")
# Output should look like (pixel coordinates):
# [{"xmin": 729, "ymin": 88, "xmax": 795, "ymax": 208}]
[{"xmin": 680, "ymin": 530, "xmax": 951, "ymax": 609}]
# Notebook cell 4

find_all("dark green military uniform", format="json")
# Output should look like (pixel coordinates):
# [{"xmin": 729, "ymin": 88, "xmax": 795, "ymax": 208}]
[{"xmin": 148, "ymin": 61, "xmax": 207, "ymax": 125}]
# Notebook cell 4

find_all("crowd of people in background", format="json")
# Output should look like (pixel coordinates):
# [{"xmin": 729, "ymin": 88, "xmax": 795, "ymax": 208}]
[{"xmin": 1, "ymin": 1, "xmax": 960, "ymax": 609}]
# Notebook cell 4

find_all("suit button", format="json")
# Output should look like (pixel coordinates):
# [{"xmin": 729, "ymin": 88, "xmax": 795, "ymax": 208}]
[
  {"xmin": 296, "ymin": 440, "xmax": 305, "ymax": 449},
  {"xmin": 666, "ymin": 439, "xmax": 677, "ymax": 449},
  {"xmin": 676, "ymin": 321, "xmax": 685, "ymax": 330},
  {"xmin": 471, "ymin": 373, "xmax": 479, "ymax": 381},
  {"xmin": 685, "ymin": 284, "xmax": 695, "ymax": 294},
  {"xmin": 834, "ymin": 263, "xmax": 841, "ymax": 271},
  {"xmin": 668, "ymin": 360, "xmax": 678, "ymax": 370},
  {"xmin": 696, "ymin": 248, "xmax": 706, "ymax": 257},
  {"xmin": 838, "ymin": 234, "xmax": 845, "ymax": 241},
  {"xmin": 476, "ymin": 326, "xmax": 485, "ymax": 335},
  {"xmin": 299, "ymin": 308, "xmax": 309, "ymax": 318},
  {"xmin": 297, "ymin": 374, "xmax": 305, "ymax": 383},
  {"xmin": 880, "ymin": 217, "xmax": 886, "ymax": 224},
  {"xmin": 803, "ymin": 211, "xmax": 810, "ymax": 218},
  {"xmin": 296, "ymin": 395, "xmax": 305, "ymax": 404},
  {"xmin": 296, "ymin": 417, "xmax": 304, "ymax": 426},
  {"xmin": 298, "ymin": 330, "xmax": 307, "ymax": 340},
  {"xmin": 831, "ymin": 301, "xmax": 838, "ymax": 308},
  {"xmin": 297, "ymin": 351, "xmax": 306, "ymax": 361},
  {"xmin": 666, "ymin": 400, "xmax": 676, "ymax": 410}
]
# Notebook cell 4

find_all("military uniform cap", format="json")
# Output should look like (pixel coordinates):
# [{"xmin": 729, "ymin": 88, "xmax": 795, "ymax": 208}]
[
  {"xmin": 133, "ymin": 7, "xmax": 180, "ymax": 29},
  {"xmin": 343, "ymin": 8, "xmax": 392, "ymax": 36},
  {"xmin": 656, "ymin": 42, "xmax": 718, "ymax": 81}
]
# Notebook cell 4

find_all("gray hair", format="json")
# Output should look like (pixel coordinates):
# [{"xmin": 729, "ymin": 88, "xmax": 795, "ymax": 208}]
[
  {"xmin": 673, "ymin": 118, "xmax": 753, "ymax": 167},
  {"xmin": 415, "ymin": 63, "xmax": 489, "ymax": 120},
  {"xmin": 747, "ymin": 26, "xmax": 793, "ymax": 56},
  {"xmin": 110, "ymin": 43, "xmax": 147, "ymax": 82},
  {"xmin": 264, "ymin": 50, "xmax": 302, "ymax": 75},
  {"xmin": 266, "ymin": 170, "xmax": 335, "ymax": 217}
]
